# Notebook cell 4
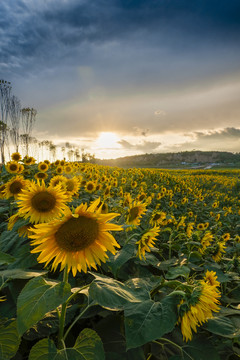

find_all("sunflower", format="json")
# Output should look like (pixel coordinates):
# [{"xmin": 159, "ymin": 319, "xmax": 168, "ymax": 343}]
[
  {"xmin": 64, "ymin": 164, "xmax": 73, "ymax": 174},
  {"xmin": 101, "ymin": 175, "xmax": 107, "ymax": 182},
  {"xmin": 103, "ymin": 186, "xmax": 111, "ymax": 198},
  {"xmin": 197, "ymin": 223, "xmax": 205, "ymax": 230},
  {"xmin": 204, "ymin": 270, "xmax": 220, "ymax": 287},
  {"xmin": 199, "ymin": 231, "xmax": 213, "ymax": 254},
  {"xmin": 85, "ymin": 181, "xmax": 96, "ymax": 193},
  {"xmin": 212, "ymin": 242, "xmax": 226, "ymax": 262},
  {"xmin": 95, "ymin": 183, "xmax": 102, "ymax": 191},
  {"xmin": 178, "ymin": 275, "xmax": 221, "ymax": 342},
  {"xmin": 149, "ymin": 210, "xmax": 166, "ymax": 227},
  {"xmin": 49, "ymin": 175, "xmax": 67, "ymax": 190},
  {"xmin": 34, "ymin": 172, "xmax": 48, "ymax": 181},
  {"xmin": 17, "ymin": 181, "xmax": 68, "ymax": 224},
  {"xmin": 81, "ymin": 179, "xmax": 87, "ymax": 187},
  {"xmin": 3, "ymin": 176, "xmax": 29, "ymax": 199},
  {"xmin": 96, "ymin": 201, "xmax": 109, "ymax": 214},
  {"xmin": 186, "ymin": 223, "xmax": 194, "ymax": 238},
  {"xmin": 64, "ymin": 177, "xmax": 80, "ymax": 199},
  {"xmin": 6, "ymin": 161, "xmax": 19, "ymax": 174},
  {"xmin": 122, "ymin": 193, "xmax": 132, "ymax": 207},
  {"xmin": 24, "ymin": 156, "xmax": 36, "ymax": 165},
  {"xmin": 38, "ymin": 162, "xmax": 49, "ymax": 172},
  {"xmin": 11, "ymin": 152, "xmax": 22, "ymax": 162},
  {"xmin": 8, "ymin": 213, "xmax": 32, "ymax": 238},
  {"xmin": 0, "ymin": 184, "xmax": 6, "ymax": 199},
  {"xmin": 30, "ymin": 198, "xmax": 122, "ymax": 276},
  {"xmin": 137, "ymin": 192, "xmax": 147, "ymax": 202},
  {"xmin": 131, "ymin": 181, "xmax": 137, "ymax": 188},
  {"xmin": 56, "ymin": 166, "xmax": 64, "ymax": 174},
  {"xmin": 126, "ymin": 201, "xmax": 147, "ymax": 226},
  {"xmin": 234, "ymin": 235, "xmax": 240, "ymax": 243},
  {"xmin": 17, "ymin": 163, "xmax": 24, "ymax": 174},
  {"xmin": 222, "ymin": 233, "xmax": 230, "ymax": 242},
  {"xmin": 136, "ymin": 226, "xmax": 160, "ymax": 260}
]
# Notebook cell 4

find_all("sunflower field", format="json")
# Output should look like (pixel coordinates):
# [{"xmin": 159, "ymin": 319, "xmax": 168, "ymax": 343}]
[{"xmin": 0, "ymin": 153, "xmax": 240, "ymax": 360}]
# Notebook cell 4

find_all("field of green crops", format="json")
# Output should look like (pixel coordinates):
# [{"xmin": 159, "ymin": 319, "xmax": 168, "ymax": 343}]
[{"xmin": 0, "ymin": 153, "xmax": 240, "ymax": 360}]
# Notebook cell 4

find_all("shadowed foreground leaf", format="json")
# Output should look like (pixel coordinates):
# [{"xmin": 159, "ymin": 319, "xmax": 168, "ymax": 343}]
[
  {"xmin": 0, "ymin": 320, "xmax": 20, "ymax": 360},
  {"xmin": 29, "ymin": 328, "xmax": 105, "ymax": 360},
  {"xmin": 124, "ymin": 294, "xmax": 179, "ymax": 349},
  {"xmin": 17, "ymin": 276, "xmax": 71, "ymax": 336}
]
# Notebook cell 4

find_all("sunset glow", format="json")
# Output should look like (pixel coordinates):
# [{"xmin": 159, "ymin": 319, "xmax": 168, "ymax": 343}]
[{"xmin": 96, "ymin": 132, "xmax": 121, "ymax": 149}]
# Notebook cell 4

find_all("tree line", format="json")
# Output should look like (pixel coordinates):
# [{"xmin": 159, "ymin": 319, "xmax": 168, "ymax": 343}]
[
  {"xmin": 0, "ymin": 80, "xmax": 95, "ymax": 164},
  {"xmin": 0, "ymin": 79, "xmax": 37, "ymax": 163}
]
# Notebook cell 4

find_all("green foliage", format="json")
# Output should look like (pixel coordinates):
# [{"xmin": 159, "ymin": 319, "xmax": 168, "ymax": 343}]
[
  {"xmin": 29, "ymin": 328, "xmax": 105, "ymax": 360},
  {"xmin": 17, "ymin": 276, "xmax": 71, "ymax": 335},
  {"xmin": 0, "ymin": 320, "xmax": 21, "ymax": 360},
  {"xmin": 89, "ymin": 273, "xmax": 150, "ymax": 312},
  {"xmin": 124, "ymin": 294, "xmax": 180, "ymax": 349},
  {"xmin": 0, "ymin": 251, "xmax": 15, "ymax": 265},
  {"xmin": 1, "ymin": 164, "xmax": 240, "ymax": 358}
]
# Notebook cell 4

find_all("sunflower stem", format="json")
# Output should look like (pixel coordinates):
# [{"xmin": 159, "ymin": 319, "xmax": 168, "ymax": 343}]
[
  {"xmin": 65, "ymin": 284, "xmax": 89, "ymax": 306},
  {"xmin": 63, "ymin": 304, "xmax": 90, "ymax": 341},
  {"xmin": 125, "ymin": 233, "xmax": 138, "ymax": 245},
  {"xmin": 57, "ymin": 265, "xmax": 69, "ymax": 349}
]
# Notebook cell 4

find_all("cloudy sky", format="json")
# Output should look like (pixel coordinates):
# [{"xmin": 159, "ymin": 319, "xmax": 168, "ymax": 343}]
[{"xmin": 1, "ymin": 0, "xmax": 240, "ymax": 159}]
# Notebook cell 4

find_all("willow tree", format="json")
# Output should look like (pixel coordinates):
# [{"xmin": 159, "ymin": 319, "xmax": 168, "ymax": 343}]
[
  {"xmin": 0, "ymin": 80, "xmax": 12, "ymax": 163},
  {"xmin": 21, "ymin": 107, "xmax": 37, "ymax": 156}
]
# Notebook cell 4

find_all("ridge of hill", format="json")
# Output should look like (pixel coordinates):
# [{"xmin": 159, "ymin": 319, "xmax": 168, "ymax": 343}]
[{"xmin": 96, "ymin": 151, "xmax": 240, "ymax": 169}]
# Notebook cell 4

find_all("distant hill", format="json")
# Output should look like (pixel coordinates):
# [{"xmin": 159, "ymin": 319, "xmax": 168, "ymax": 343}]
[{"xmin": 96, "ymin": 151, "xmax": 240, "ymax": 169}]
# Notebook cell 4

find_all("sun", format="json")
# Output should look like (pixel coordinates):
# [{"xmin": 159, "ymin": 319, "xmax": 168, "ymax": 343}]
[{"xmin": 96, "ymin": 132, "xmax": 120, "ymax": 149}]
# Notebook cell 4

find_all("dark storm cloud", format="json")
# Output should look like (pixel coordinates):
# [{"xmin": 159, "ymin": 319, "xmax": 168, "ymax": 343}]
[
  {"xmin": 1, "ymin": 0, "xmax": 240, "ymax": 149},
  {"xmin": 1, "ymin": 0, "xmax": 240, "ymax": 76}
]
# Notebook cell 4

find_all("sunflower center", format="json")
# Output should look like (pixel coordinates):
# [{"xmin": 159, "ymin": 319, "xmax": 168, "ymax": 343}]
[
  {"xmin": 153, "ymin": 214, "xmax": 161, "ymax": 221},
  {"xmin": 55, "ymin": 216, "xmax": 99, "ymax": 251},
  {"xmin": 9, "ymin": 181, "xmax": 23, "ymax": 194},
  {"xmin": 128, "ymin": 207, "xmax": 139, "ymax": 222},
  {"xmin": 10, "ymin": 164, "xmax": 18, "ymax": 171},
  {"xmin": 37, "ymin": 172, "xmax": 46, "ymax": 179},
  {"xmin": 12, "ymin": 154, "xmax": 21, "ymax": 161},
  {"xmin": 87, "ymin": 183, "xmax": 94, "ymax": 191},
  {"xmin": 66, "ymin": 181, "xmax": 74, "ymax": 191},
  {"xmin": 31, "ymin": 191, "xmax": 56, "ymax": 212}
]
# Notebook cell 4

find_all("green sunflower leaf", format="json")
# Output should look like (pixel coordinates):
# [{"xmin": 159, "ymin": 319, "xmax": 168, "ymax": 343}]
[
  {"xmin": 0, "ymin": 320, "xmax": 21, "ymax": 360},
  {"xmin": 0, "ymin": 269, "xmax": 48, "ymax": 279},
  {"xmin": 204, "ymin": 316, "xmax": 240, "ymax": 338},
  {"xmin": 180, "ymin": 336, "xmax": 221, "ymax": 360},
  {"xmin": 124, "ymin": 293, "xmax": 180, "ymax": 349},
  {"xmin": 165, "ymin": 265, "xmax": 190, "ymax": 279},
  {"xmin": 29, "ymin": 328, "xmax": 105, "ymax": 360},
  {"xmin": 17, "ymin": 276, "xmax": 71, "ymax": 336},
  {"xmin": 0, "ymin": 251, "xmax": 15, "ymax": 265},
  {"xmin": 106, "ymin": 240, "xmax": 136, "ymax": 277},
  {"xmin": 89, "ymin": 273, "xmax": 150, "ymax": 311}
]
